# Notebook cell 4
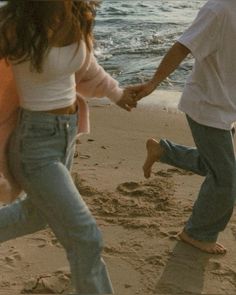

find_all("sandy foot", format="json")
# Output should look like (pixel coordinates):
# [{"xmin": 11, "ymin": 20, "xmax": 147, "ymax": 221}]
[
  {"xmin": 143, "ymin": 138, "xmax": 164, "ymax": 179},
  {"xmin": 179, "ymin": 230, "xmax": 227, "ymax": 255}
]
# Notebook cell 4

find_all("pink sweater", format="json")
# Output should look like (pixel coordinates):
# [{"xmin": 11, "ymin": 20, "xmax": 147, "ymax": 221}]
[{"xmin": 0, "ymin": 49, "xmax": 123, "ymax": 203}]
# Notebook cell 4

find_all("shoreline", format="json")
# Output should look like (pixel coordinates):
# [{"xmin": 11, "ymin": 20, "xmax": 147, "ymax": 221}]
[{"xmin": 89, "ymin": 89, "xmax": 182, "ymax": 113}]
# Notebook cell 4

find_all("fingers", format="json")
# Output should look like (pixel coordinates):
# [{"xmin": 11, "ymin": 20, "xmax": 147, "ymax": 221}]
[
  {"xmin": 123, "ymin": 104, "xmax": 132, "ymax": 112},
  {"xmin": 117, "ymin": 85, "xmax": 147, "ymax": 111},
  {"xmin": 116, "ymin": 100, "xmax": 132, "ymax": 112},
  {"xmin": 129, "ymin": 100, "xmax": 137, "ymax": 108},
  {"xmin": 117, "ymin": 93, "xmax": 138, "ymax": 111},
  {"xmin": 118, "ymin": 101, "xmax": 136, "ymax": 111},
  {"xmin": 117, "ymin": 80, "xmax": 157, "ymax": 112}
]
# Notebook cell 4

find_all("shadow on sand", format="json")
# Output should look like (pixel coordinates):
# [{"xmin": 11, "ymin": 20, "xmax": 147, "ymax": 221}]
[{"xmin": 155, "ymin": 240, "xmax": 211, "ymax": 294}]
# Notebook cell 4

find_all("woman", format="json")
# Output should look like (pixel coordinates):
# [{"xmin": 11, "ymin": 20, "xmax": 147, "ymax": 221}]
[{"xmin": 0, "ymin": 0, "xmax": 135, "ymax": 293}]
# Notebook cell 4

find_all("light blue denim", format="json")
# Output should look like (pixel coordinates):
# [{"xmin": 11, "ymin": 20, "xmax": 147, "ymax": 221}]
[
  {"xmin": 0, "ymin": 108, "xmax": 113, "ymax": 294},
  {"xmin": 159, "ymin": 115, "xmax": 236, "ymax": 242}
]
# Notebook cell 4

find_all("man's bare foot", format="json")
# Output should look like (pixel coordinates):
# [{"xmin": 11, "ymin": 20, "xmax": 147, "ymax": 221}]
[
  {"xmin": 143, "ymin": 138, "xmax": 164, "ymax": 178},
  {"xmin": 179, "ymin": 230, "xmax": 227, "ymax": 254}
]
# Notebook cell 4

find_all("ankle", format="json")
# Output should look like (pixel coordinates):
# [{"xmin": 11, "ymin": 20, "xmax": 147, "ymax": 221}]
[{"xmin": 156, "ymin": 141, "xmax": 164, "ymax": 160}]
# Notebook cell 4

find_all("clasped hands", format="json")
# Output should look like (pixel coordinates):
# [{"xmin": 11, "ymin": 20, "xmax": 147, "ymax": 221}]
[{"xmin": 116, "ymin": 79, "xmax": 157, "ymax": 111}]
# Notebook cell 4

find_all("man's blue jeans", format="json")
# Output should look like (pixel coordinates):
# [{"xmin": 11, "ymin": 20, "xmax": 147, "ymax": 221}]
[
  {"xmin": 159, "ymin": 115, "xmax": 236, "ymax": 242},
  {"xmin": 0, "ymin": 108, "xmax": 113, "ymax": 294}
]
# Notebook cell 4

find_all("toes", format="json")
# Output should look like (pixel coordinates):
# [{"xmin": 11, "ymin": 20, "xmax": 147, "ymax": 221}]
[
  {"xmin": 145, "ymin": 171, "xmax": 151, "ymax": 179},
  {"xmin": 211, "ymin": 245, "xmax": 221, "ymax": 254},
  {"xmin": 204, "ymin": 243, "xmax": 226, "ymax": 255},
  {"xmin": 143, "ymin": 165, "xmax": 151, "ymax": 179},
  {"xmin": 178, "ymin": 231, "xmax": 226, "ymax": 255},
  {"xmin": 216, "ymin": 243, "xmax": 227, "ymax": 254}
]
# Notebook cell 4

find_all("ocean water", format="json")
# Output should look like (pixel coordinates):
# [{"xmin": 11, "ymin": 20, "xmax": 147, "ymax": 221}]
[
  {"xmin": 0, "ymin": 0, "xmax": 206, "ymax": 92},
  {"xmin": 94, "ymin": 0, "xmax": 206, "ymax": 90}
]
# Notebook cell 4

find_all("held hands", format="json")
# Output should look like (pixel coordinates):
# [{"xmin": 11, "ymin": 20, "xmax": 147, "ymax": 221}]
[
  {"xmin": 116, "ymin": 80, "xmax": 157, "ymax": 111},
  {"xmin": 116, "ymin": 87, "xmax": 138, "ymax": 111}
]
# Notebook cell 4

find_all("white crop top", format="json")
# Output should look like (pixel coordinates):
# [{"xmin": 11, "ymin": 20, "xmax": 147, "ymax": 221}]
[{"xmin": 11, "ymin": 40, "xmax": 86, "ymax": 111}]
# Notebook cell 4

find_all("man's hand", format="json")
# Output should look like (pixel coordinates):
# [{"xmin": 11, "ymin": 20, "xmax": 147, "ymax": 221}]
[
  {"xmin": 116, "ymin": 80, "xmax": 158, "ymax": 111},
  {"xmin": 124, "ymin": 80, "xmax": 157, "ymax": 102},
  {"xmin": 116, "ymin": 88, "xmax": 138, "ymax": 111}
]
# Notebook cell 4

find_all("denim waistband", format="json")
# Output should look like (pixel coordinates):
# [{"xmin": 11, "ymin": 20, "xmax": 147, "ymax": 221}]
[{"xmin": 18, "ymin": 108, "xmax": 78, "ymax": 126}]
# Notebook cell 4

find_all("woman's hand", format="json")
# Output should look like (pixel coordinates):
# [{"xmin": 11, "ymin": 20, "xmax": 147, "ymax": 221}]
[
  {"xmin": 116, "ymin": 79, "xmax": 158, "ymax": 111},
  {"xmin": 116, "ymin": 88, "xmax": 138, "ymax": 111},
  {"xmin": 116, "ymin": 80, "xmax": 157, "ymax": 111}
]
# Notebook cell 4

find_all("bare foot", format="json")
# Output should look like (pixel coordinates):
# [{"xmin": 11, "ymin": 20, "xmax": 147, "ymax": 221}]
[
  {"xmin": 179, "ymin": 230, "xmax": 227, "ymax": 254},
  {"xmin": 143, "ymin": 138, "xmax": 164, "ymax": 178}
]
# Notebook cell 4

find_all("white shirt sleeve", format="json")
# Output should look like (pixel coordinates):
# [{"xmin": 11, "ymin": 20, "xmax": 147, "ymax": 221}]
[{"xmin": 178, "ymin": 6, "xmax": 221, "ymax": 61}]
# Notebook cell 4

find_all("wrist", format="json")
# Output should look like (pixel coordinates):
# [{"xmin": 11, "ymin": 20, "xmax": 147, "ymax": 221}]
[{"xmin": 149, "ymin": 78, "xmax": 159, "ymax": 88}]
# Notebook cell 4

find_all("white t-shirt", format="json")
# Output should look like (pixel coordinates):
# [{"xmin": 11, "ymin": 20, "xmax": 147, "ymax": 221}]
[
  {"xmin": 12, "ymin": 41, "xmax": 86, "ymax": 111},
  {"xmin": 178, "ymin": 0, "xmax": 236, "ymax": 130}
]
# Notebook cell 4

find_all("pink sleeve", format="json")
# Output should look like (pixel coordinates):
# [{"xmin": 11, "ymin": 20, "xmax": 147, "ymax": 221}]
[
  {"xmin": 75, "ymin": 52, "xmax": 123, "ymax": 103},
  {"xmin": 0, "ymin": 61, "xmax": 22, "ymax": 203}
]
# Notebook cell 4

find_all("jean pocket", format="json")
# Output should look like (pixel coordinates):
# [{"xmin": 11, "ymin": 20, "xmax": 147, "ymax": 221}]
[
  {"xmin": 25, "ymin": 122, "xmax": 58, "ymax": 139},
  {"xmin": 20, "ymin": 122, "xmax": 60, "ymax": 160}
]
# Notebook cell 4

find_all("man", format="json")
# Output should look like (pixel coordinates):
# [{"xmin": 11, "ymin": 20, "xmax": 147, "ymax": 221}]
[{"xmin": 130, "ymin": 0, "xmax": 236, "ymax": 254}]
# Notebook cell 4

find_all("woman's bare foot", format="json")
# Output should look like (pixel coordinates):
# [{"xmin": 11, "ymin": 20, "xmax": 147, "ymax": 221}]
[
  {"xmin": 143, "ymin": 138, "xmax": 164, "ymax": 178},
  {"xmin": 179, "ymin": 230, "xmax": 227, "ymax": 254}
]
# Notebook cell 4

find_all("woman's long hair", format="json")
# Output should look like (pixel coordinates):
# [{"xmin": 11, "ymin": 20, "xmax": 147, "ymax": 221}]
[{"xmin": 0, "ymin": 0, "xmax": 100, "ymax": 72}]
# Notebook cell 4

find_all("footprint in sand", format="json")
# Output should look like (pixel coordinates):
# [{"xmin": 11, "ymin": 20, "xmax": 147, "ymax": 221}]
[
  {"xmin": 208, "ymin": 260, "xmax": 222, "ymax": 272},
  {"xmin": 79, "ymin": 154, "xmax": 90, "ymax": 159},
  {"xmin": 117, "ymin": 181, "xmax": 153, "ymax": 197},
  {"xmin": 145, "ymin": 255, "xmax": 165, "ymax": 267},
  {"xmin": 12, "ymin": 252, "xmax": 22, "ymax": 261},
  {"xmin": 22, "ymin": 269, "xmax": 71, "ymax": 294},
  {"xmin": 166, "ymin": 230, "xmax": 180, "ymax": 240},
  {"xmin": 0, "ymin": 280, "xmax": 11, "ymax": 287},
  {"xmin": 3, "ymin": 251, "xmax": 22, "ymax": 266},
  {"xmin": 73, "ymin": 173, "xmax": 98, "ymax": 197},
  {"xmin": 118, "ymin": 181, "xmax": 140, "ymax": 191},
  {"xmin": 117, "ymin": 179, "xmax": 174, "ymax": 201},
  {"xmin": 29, "ymin": 237, "xmax": 48, "ymax": 248},
  {"xmin": 209, "ymin": 264, "xmax": 236, "ymax": 289},
  {"xmin": 104, "ymin": 245, "xmax": 122, "ymax": 255}
]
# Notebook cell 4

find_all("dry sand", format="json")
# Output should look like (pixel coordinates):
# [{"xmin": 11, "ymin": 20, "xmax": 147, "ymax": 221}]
[{"xmin": 1, "ymin": 90, "xmax": 236, "ymax": 294}]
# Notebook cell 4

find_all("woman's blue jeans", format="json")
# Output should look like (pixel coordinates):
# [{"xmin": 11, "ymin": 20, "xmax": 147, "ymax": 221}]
[
  {"xmin": 0, "ymin": 108, "xmax": 113, "ymax": 294},
  {"xmin": 160, "ymin": 115, "xmax": 236, "ymax": 242}
]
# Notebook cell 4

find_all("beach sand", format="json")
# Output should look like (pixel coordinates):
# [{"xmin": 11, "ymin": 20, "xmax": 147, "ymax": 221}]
[{"xmin": 1, "ymin": 90, "xmax": 236, "ymax": 294}]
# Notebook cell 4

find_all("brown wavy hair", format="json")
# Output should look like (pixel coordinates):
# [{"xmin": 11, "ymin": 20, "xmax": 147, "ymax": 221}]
[{"xmin": 0, "ymin": 0, "xmax": 100, "ymax": 72}]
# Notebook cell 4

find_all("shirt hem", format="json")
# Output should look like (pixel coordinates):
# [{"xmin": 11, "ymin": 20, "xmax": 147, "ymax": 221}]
[
  {"xmin": 178, "ymin": 105, "xmax": 234, "ymax": 131},
  {"xmin": 20, "ymin": 97, "xmax": 77, "ymax": 112}
]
